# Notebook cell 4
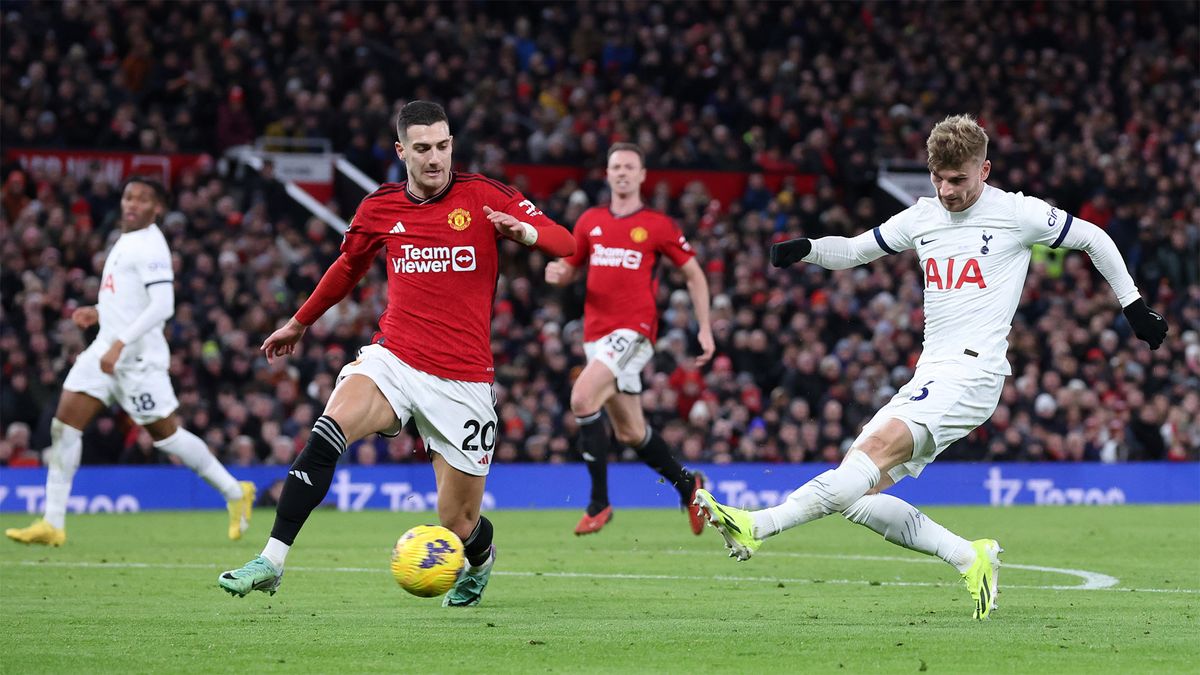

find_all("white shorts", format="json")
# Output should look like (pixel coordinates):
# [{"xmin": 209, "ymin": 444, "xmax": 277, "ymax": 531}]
[
  {"xmin": 857, "ymin": 360, "xmax": 1004, "ymax": 482},
  {"xmin": 337, "ymin": 344, "xmax": 497, "ymax": 477},
  {"xmin": 584, "ymin": 329, "xmax": 654, "ymax": 394},
  {"xmin": 62, "ymin": 345, "xmax": 179, "ymax": 425}
]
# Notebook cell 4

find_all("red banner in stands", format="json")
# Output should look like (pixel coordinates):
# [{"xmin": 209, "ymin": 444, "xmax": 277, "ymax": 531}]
[
  {"xmin": 504, "ymin": 164, "xmax": 818, "ymax": 208},
  {"xmin": 3, "ymin": 148, "xmax": 207, "ymax": 188}
]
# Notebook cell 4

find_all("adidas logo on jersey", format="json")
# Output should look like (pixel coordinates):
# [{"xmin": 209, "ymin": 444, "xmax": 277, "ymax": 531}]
[
  {"xmin": 590, "ymin": 226, "xmax": 603, "ymax": 237},
  {"xmin": 390, "ymin": 221, "xmax": 406, "ymax": 234}
]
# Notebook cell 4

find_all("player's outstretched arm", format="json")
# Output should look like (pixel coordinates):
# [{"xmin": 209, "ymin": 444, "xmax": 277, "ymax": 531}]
[
  {"xmin": 772, "ymin": 229, "xmax": 890, "ymax": 270},
  {"xmin": 261, "ymin": 318, "xmax": 307, "ymax": 363},
  {"xmin": 1055, "ymin": 218, "xmax": 1168, "ymax": 350},
  {"xmin": 269, "ymin": 252, "xmax": 373, "ymax": 362},
  {"xmin": 1122, "ymin": 299, "xmax": 1168, "ymax": 350},
  {"xmin": 770, "ymin": 238, "xmax": 812, "ymax": 268}
]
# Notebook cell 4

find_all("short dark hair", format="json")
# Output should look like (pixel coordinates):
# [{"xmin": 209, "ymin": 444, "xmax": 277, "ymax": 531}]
[
  {"xmin": 606, "ymin": 142, "xmax": 645, "ymax": 167},
  {"xmin": 122, "ymin": 176, "xmax": 170, "ymax": 207},
  {"xmin": 396, "ymin": 101, "xmax": 449, "ymax": 141}
]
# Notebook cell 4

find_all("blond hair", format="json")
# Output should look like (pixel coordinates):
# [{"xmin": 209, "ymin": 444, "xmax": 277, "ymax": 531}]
[{"xmin": 926, "ymin": 114, "xmax": 989, "ymax": 171}]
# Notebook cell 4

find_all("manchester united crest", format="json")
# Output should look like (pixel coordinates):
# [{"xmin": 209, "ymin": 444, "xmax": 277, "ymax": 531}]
[
  {"xmin": 448, "ymin": 208, "xmax": 472, "ymax": 231},
  {"xmin": 630, "ymin": 226, "xmax": 649, "ymax": 243}
]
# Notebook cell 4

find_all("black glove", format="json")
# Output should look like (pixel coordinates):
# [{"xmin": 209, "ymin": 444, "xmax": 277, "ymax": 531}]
[
  {"xmin": 1122, "ymin": 298, "xmax": 1168, "ymax": 350},
  {"xmin": 770, "ymin": 238, "xmax": 812, "ymax": 268}
]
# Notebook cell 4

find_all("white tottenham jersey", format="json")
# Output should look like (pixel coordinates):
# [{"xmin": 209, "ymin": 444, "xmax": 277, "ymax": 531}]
[
  {"xmin": 805, "ymin": 184, "xmax": 1140, "ymax": 376},
  {"xmin": 95, "ymin": 224, "xmax": 174, "ymax": 364}
]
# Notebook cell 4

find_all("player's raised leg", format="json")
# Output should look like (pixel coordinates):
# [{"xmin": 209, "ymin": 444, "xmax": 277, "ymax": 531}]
[
  {"xmin": 432, "ymin": 455, "xmax": 495, "ymax": 607},
  {"xmin": 842, "ymin": 476, "xmax": 976, "ymax": 572},
  {"xmin": 142, "ymin": 414, "xmax": 254, "ymax": 540},
  {"xmin": 696, "ymin": 419, "xmax": 911, "ymax": 558},
  {"xmin": 843, "ymin": 479, "xmax": 1002, "ymax": 618},
  {"xmin": 5, "ymin": 391, "xmax": 105, "ymax": 546},
  {"xmin": 219, "ymin": 374, "xmax": 395, "ymax": 597},
  {"xmin": 570, "ymin": 359, "xmax": 619, "ymax": 534},
  {"xmin": 607, "ymin": 392, "xmax": 704, "ymax": 535},
  {"xmin": 755, "ymin": 419, "xmax": 912, "ymax": 536}
]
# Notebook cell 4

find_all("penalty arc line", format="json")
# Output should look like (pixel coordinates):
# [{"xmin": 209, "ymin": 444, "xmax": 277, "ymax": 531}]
[{"xmin": 6, "ymin": 559, "xmax": 1196, "ymax": 594}]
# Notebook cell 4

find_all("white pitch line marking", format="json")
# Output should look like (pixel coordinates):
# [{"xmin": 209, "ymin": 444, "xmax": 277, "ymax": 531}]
[
  {"xmin": 659, "ymin": 550, "xmax": 1121, "ymax": 590},
  {"xmin": 6, "ymin": 559, "xmax": 1195, "ymax": 594}
]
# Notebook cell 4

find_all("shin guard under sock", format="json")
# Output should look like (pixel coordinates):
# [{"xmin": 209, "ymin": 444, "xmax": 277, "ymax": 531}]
[{"xmin": 269, "ymin": 416, "xmax": 346, "ymax": 545}]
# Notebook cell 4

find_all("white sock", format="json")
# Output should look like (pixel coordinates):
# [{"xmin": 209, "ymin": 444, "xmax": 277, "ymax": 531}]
[
  {"xmin": 153, "ymin": 428, "xmax": 242, "ymax": 501},
  {"xmin": 44, "ymin": 418, "xmax": 83, "ymax": 530},
  {"xmin": 751, "ymin": 449, "xmax": 880, "ymax": 538},
  {"xmin": 843, "ymin": 493, "xmax": 976, "ymax": 573},
  {"xmin": 261, "ymin": 537, "xmax": 290, "ymax": 569}
]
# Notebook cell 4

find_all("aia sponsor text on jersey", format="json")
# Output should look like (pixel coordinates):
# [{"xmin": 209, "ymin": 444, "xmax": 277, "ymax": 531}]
[{"xmin": 924, "ymin": 258, "xmax": 987, "ymax": 290}]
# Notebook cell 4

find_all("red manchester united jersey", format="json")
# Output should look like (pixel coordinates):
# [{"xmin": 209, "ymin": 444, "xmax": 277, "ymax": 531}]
[
  {"xmin": 341, "ymin": 173, "xmax": 559, "ymax": 382},
  {"xmin": 565, "ymin": 206, "xmax": 695, "ymax": 341}
]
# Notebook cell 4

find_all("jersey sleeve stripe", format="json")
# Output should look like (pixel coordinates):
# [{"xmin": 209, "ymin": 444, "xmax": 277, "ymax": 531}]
[
  {"xmin": 479, "ymin": 176, "xmax": 517, "ymax": 197},
  {"xmin": 364, "ymin": 185, "xmax": 405, "ymax": 202},
  {"xmin": 460, "ymin": 175, "xmax": 516, "ymax": 197},
  {"xmin": 1049, "ymin": 213, "xmax": 1074, "ymax": 249},
  {"xmin": 873, "ymin": 227, "xmax": 899, "ymax": 255},
  {"xmin": 144, "ymin": 279, "xmax": 172, "ymax": 287}
]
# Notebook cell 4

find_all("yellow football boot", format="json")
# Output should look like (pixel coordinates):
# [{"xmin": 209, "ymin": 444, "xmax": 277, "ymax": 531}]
[
  {"xmin": 5, "ymin": 519, "xmax": 66, "ymax": 547},
  {"xmin": 227, "ymin": 481, "xmax": 256, "ymax": 540},
  {"xmin": 963, "ymin": 538, "xmax": 1003, "ymax": 620}
]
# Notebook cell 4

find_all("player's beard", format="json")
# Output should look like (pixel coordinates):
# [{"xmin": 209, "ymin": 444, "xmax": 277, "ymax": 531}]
[{"xmin": 414, "ymin": 167, "xmax": 448, "ymax": 196}]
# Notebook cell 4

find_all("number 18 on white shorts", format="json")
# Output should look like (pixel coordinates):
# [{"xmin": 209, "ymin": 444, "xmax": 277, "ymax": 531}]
[{"xmin": 62, "ymin": 344, "xmax": 179, "ymax": 426}]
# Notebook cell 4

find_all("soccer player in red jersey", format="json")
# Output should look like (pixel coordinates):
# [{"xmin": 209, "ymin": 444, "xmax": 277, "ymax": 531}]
[
  {"xmin": 219, "ymin": 101, "xmax": 575, "ymax": 606},
  {"xmin": 545, "ymin": 143, "xmax": 715, "ymax": 536}
]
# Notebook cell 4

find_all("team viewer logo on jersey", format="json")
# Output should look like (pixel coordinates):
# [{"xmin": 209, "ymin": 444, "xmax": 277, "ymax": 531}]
[
  {"xmin": 447, "ymin": 208, "xmax": 471, "ymax": 231},
  {"xmin": 391, "ymin": 245, "xmax": 477, "ymax": 274},
  {"xmin": 451, "ymin": 246, "xmax": 477, "ymax": 271},
  {"xmin": 590, "ymin": 244, "xmax": 644, "ymax": 270},
  {"xmin": 630, "ymin": 226, "xmax": 648, "ymax": 243}
]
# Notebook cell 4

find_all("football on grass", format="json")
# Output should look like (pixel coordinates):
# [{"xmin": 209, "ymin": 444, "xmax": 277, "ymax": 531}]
[{"xmin": 390, "ymin": 525, "xmax": 465, "ymax": 597}]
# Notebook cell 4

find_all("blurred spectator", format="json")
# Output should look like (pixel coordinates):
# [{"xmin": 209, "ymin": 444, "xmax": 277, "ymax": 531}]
[
  {"xmin": 0, "ymin": 1, "xmax": 1195, "ymax": 468},
  {"xmin": 1, "ymin": 422, "xmax": 39, "ymax": 467}
]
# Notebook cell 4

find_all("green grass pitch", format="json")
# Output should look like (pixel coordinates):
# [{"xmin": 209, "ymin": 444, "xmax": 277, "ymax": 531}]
[{"xmin": 2, "ymin": 506, "xmax": 1197, "ymax": 673}]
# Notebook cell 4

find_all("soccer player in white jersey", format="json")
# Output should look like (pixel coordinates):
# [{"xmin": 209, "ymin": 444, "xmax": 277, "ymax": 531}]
[
  {"xmin": 693, "ymin": 115, "xmax": 1168, "ymax": 620},
  {"xmin": 5, "ymin": 178, "xmax": 255, "ymax": 547}
]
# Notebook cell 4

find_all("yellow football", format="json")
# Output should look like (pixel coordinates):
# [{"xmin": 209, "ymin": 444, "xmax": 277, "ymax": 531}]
[{"xmin": 390, "ymin": 525, "xmax": 465, "ymax": 597}]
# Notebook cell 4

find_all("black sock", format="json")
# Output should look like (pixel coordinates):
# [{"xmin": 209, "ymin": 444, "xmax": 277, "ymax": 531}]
[
  {"xmin": 463, "ymin": 515, "xmax": 494, "ymax": 567},
  {"xmin": 634, "ymin": 428, "xmax": 693, "ymax": 501},
  {"xmin": 576, "ymin": 411, "xmax": 610, "ymax": 515},
  {"xmin": 270, "ymin": 415, "xmax": 346, "ymax": 545}
]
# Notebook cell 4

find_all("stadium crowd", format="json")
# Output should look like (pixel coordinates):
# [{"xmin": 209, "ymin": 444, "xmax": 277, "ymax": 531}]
[{"xmin": 2, "ymin": 1, "xmax": 1198, "ymax": 471}]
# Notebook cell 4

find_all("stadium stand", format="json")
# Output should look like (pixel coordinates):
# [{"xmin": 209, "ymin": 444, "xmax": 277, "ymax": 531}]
[{"xmin": 1, "ymin": 1, "xmax": 1197, "ymax": 469}]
